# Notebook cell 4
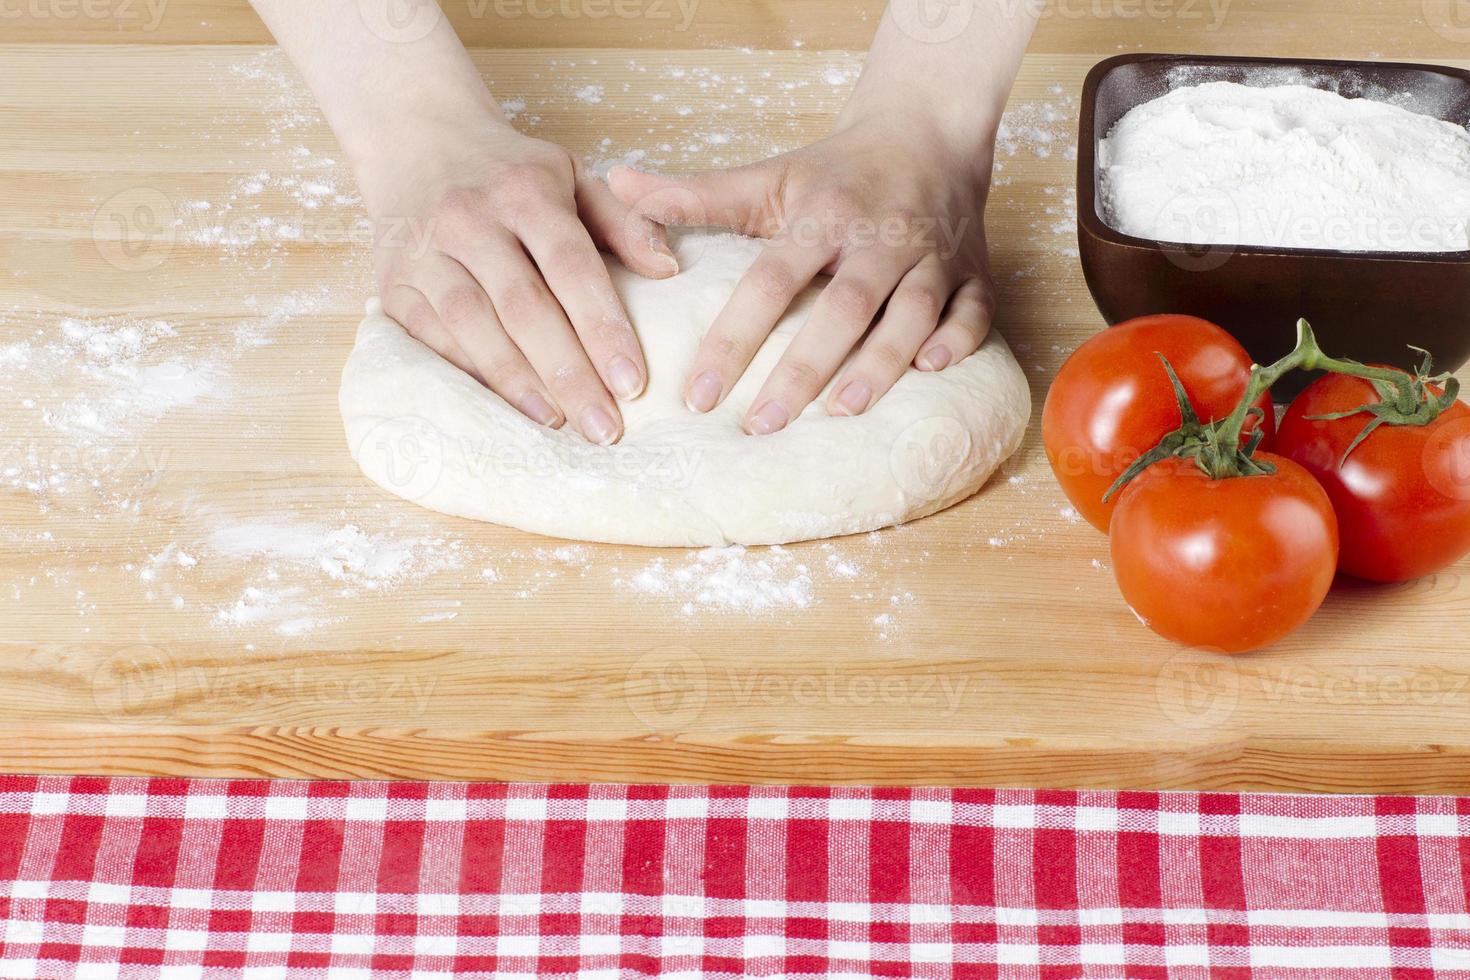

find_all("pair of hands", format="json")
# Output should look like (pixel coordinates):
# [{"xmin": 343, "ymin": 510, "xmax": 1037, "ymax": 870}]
[{"xmin": 368, "ymin": 109, "xmax": 997, "ymax": 444}]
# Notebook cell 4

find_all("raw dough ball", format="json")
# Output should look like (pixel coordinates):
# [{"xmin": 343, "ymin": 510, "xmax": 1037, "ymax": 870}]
[{"xmin": 339, "ymin": 232, "xmax": 1030, "ymax": 546}]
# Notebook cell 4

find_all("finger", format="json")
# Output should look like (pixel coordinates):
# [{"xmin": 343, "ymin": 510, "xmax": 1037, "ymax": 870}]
[
  {"xmin": 606, "ymin": 164, "xmax": 779, "ymax": 237},
  {"xmin": 461, "ymin": 242, "xmax": 623, "ymax": 445},
  {"xmin": 683, "ymin": 238, "xmax": 834, "ymax": 415},
  {"xmin": 743, "ymin": 250, "xmax": 911, "ymax": 435},
  {"xmin": 576, "ymin": 174, "xmax": 679, "ymax": 280},
  {"xmin": 915, "ymin": 275, "xmax": 997, "ymax": 372},
  {"xmin": 382, "ymin": 283, "xmax": 481, "ymax": 383},
  {"xmin": 516, "ymin": 212, "xmax": 650, "ymax": 402},
  {"xmin": 825, "ymin": 258, "xmax": 954, "ymax": 416},
  {"xmin": 414, "ymin": 259, "xmax": 564, "ymax": 428}
]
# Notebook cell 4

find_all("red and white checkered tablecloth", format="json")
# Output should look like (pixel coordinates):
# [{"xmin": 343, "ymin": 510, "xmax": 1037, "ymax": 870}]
[{"xmin": 2, "ymin": 777, "xmax": 1469, "ymax": 978}]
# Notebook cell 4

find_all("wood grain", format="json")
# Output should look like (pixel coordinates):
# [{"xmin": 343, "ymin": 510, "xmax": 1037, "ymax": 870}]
[
  {"xmin": 3, "ymin": 5, "xmax": 1470, "ymax": 790},
  {"xmin": 5, "ymin": 0, "xmax": 1470, "ymax": 59}
]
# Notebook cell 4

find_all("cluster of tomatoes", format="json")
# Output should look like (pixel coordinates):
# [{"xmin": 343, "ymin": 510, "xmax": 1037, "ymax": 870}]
[{"xmin": 1042, "ymin": 314, "xmax": 1470, "ymax": 654}]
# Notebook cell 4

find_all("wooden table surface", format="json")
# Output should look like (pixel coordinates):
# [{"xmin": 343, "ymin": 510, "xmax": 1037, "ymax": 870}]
[{"xmin": 4, "ymin": 0, "xmax": 1470, "ymax": 791}]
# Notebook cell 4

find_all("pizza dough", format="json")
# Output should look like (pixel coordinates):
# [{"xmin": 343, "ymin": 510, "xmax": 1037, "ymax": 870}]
[{"xmin": 339, "ymin": 232, "xmax": 1030, "ymax": 547}]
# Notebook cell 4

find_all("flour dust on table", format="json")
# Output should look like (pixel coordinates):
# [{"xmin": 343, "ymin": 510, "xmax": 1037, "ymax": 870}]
[{"xmin": 340, "ymin": 232, "xmax": 1030, "ymax": 546}]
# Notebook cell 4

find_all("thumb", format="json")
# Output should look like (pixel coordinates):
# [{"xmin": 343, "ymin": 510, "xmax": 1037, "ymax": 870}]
[
  {"xmin": 575, "ymin": 173, "xmax": 681, "ymax": 280},
  {"xmin": 607, "ymin": 164, "xmax": 779, "ymax": 237}
]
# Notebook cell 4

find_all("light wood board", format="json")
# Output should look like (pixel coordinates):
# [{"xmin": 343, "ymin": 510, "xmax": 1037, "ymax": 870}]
[{"xmin": 3, "ymin": 2, "xmax": 1470, "ymax": 791}]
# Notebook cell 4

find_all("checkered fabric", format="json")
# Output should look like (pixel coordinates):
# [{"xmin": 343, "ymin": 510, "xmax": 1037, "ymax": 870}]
[{"xmin": 1, "ymin": 777, "xmax": 1469, "ymax": 978}]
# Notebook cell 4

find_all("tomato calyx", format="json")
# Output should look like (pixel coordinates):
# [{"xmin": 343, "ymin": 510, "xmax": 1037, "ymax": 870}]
[
  {"xmin": 1101, "ymin": 356, "xmax": 1272, "ymax": 502},
  {"xmin": 1103, "ymin": 319, "xmax": 1459, "ymax": 503},
  {"xmin": 1302, "ymin": 346, "xmax": 1461, "ymax": 465}
]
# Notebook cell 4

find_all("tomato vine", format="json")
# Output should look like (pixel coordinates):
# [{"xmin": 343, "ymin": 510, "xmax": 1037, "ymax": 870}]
[{"xmin": 1104, "ymin": 319, "xmax": 1461, "ymax": 501}]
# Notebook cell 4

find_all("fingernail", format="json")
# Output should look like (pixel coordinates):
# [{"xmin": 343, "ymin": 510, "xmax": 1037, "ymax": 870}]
[
  {"xmin": 833, "ymin": 379, "xmax": 872, "ymax": 416},
  {"xmin": 608, "ymin": 354, "xmax": 644, "ymax": 399},
  {"xmin": 747, "ymin": 400, "xmax": 789, "ymax": 435},
  {"xmin": 919, "ymin": 344, "xmax": 952, "ymax": 371},
  {"xmin": 686, "ymin": 371, "xmax": 722, "ymax": 413},
  {"xmin": 580, "ymin": 405, "xmax": 619, "ymax": 445},
  {"xmin": 519, "ymin": 391, "xmax": 560, "ymax": 427},
  {"xmin": 651, "ymin": 240, "xmax": 679, "ymax": 275}
]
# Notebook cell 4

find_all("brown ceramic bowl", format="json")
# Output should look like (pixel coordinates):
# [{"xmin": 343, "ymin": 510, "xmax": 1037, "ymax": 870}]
[{"xmin": 1077, "ymin": 53, "xmax": 1470, "ymax": 396}]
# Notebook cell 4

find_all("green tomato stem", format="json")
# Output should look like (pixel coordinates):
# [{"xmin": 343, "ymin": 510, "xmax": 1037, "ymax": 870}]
[
  {"xmin": 1101, "ymin": 317, "xmax": 1455, "ymax": 501},
  {"xmin": 1208, "ymin": 319, "xmax": 1417, "ymax": 473}
]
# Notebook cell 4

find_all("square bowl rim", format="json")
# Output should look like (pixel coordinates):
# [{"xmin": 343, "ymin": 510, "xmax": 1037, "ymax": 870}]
[{"xmin": 1077, "ymin": 51, "xmax": 1470, "ymax": 265}]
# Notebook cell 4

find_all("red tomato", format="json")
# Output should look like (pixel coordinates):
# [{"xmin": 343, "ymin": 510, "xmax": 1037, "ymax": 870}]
[
  {"xmin": 1110, "ymin": 453, "xmax": 1338, "ymax": 653},
  {"xmin": 1043, "ymin": 314, "xmax": 1274, "ymax": 531},
  {"xmin": 1276, "ymin": 373, "xmax": 1470, "ymax": 582}
]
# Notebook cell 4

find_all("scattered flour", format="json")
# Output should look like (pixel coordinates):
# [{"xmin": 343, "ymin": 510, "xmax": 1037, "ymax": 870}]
[
  {"xmin": 172, "ymin": 52, "xmax": 366, "ymax": 256},
  {"xmin": 205, "ymin": 521, "xmax": 464, "ymax": 589},
  {"xmin": 616, "ymin": 545, "xmax": 818, "ymax": 614},
  {"xmin": 215, "ymin": 586, "xmax": 328, "ymax": 637},
  {"xmin": 24, "ymin": 315, "xmax": 213, "ymax": 439},
  {"xmin": 111, "ymin": 514, "xmax": 929, "ymax": 640},
  {"xmin": 994, "ymin": 93, "xmax": 1080, "ymax": 260},
  {"xmin": 78, "ymin": 517, "xmax": 461, "ymax": 636},
  {"xmin": 996, "ymin": 94, "xmax": 1078, "ymax": 162},
  {"xmin": 607, "ymin": 538, "xmax": 926, "ymax": 639},
  {"xmin": 0, "ymin": 286, "xmax": 331, "ymax": 514}
]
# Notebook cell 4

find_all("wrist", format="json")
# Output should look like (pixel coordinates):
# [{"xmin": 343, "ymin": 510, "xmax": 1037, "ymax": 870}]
[
  {"xmin": 833, "ymin": 0, "xmax": 1033, "ymax": 182},
  {"xmin": 345, "ymin": 97, "xmax": 511, "ymax": 215},
  {"xmin": 834, "ymin": 100, "xmax": 998, "ymax": 185}
]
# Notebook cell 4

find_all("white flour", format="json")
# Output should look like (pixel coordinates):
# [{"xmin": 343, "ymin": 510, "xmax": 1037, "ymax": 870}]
[
  {"xmin": 615, "ymin": 545, "xmax": 820, "ymax": 614},
  {"xmin": 205, "ymin": 521, "xmax": 463, "ymax": 587},
  {"xmin": 1099, "ymin": 81, "xmax": 1470, "ymax": 252}
]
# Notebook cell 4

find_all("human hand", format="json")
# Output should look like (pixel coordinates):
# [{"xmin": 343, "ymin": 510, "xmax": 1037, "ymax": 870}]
[
  {"xmin": 363, "ymin": 112, "xmax": 677, "ymax": 444},
  {"xmin": 607, "ymin": 111, "xmax": 996, "ymax": 435}
]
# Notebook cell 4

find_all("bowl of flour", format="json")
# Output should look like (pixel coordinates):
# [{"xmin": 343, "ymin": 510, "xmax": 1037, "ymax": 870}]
[{"xmin": 1077, "ymin": 54, "xmax": 1470, "ymax": 390}]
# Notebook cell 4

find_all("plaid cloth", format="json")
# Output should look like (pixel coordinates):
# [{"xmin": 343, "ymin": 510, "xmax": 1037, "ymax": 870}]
[{"xmin": 1, "ymin": 777, "xmax": 1468, "ymax": 978}]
